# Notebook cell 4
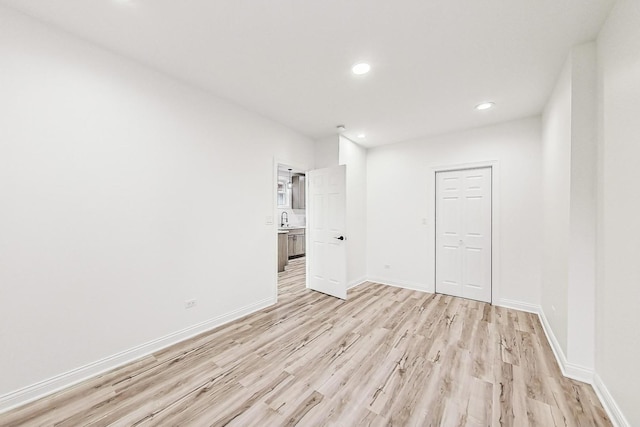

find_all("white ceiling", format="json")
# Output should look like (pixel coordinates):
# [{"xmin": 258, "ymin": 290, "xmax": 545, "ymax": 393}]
[{"xmin": 1, "ymin": 0, "xmax": 614, "ymax": 147}]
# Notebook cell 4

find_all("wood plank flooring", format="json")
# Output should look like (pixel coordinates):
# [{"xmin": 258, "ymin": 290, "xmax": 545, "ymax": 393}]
[{"xmin": 1, "ymin": 257, "xmax": 611, "ymax": 426}]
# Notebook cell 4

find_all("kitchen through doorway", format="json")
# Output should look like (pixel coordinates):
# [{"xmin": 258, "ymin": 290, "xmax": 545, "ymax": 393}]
[{"xmin": 276, "ymin": 163, "xmax": 307, "ymax": 296}]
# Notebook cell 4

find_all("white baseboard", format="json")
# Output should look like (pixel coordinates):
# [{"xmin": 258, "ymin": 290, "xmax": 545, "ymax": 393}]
[
  {"xmin": 563, "ymin": 362, "xmax": 595, "ymax": 384},
  {"xmin": 497, "ymin": 298, "xmax": 593, "ymax": 382},
  {"xmin": 0, "ymin": 297, "xmax": 276, "ymax": 414},
  {"xmin": 367, "ymin": 276, "xmax": 432, "ymax": 294},
  {"xmin": 347, "ymin": 276, "xmax": 368, "ymax": 290},
  {"xmin": 593, "ymin": 373, "xmax": 631, "ymax": 427},
  {"xmin": 2, "ymin": 291, "xmax": 630, "ymax": 426},
  {"xmin": 530, "ymin": 304, "xmax": 595, "ymax": 384},
  {"xmin": 495, "ymin": 298, "xmax": 631, "ymax": 425},
  {"xmin": 496, "ymin": 298, "xmax": 541, "ymax": 314}
]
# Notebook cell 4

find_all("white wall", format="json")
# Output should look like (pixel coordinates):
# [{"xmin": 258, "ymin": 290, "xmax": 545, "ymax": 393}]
[
  {"xmin": 0, "ymin": 5, "xmax": 314, "ymax": 407},
  {"xmin": 567, "ymin": 43, "xmax": 597, "ymax": 372},
  {"xmin": 339, "ymin": 136, "xmax": 367, "ymax": 287},
  {"xmin": 541, "ymin": 42, "xmax": 598, "ymax": 377},
  {"xmin": 541, "ymin": 56, "xmax": 571, "ymax": 355},
  {"xmin": 366, "ymin": 117, "xmax": 542, "ymax": 306},
  {"xmin": 314, "ymin": 135, "xmax": 339, "ymax": 169},
  {"xmin": 596, "ymin": 1, "xmax": 640, "ymax": 425}
]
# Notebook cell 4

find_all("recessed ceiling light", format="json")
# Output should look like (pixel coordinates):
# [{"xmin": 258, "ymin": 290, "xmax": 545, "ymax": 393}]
[
  {"xmin": 475, "ymin": 102, "xmax": 495, "ymax": 110},
  {"xmin": 352, "ymin": 63, "xmax": 371, "ymax": 75},
  {"xmin": 357, "ymin": 134, "xmax": 366, "ymax": 139}
]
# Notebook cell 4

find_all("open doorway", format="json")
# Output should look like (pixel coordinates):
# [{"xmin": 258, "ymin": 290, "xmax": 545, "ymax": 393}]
[
  {"xmin": 275, "ymin": 163, "xmax": 348, "ymax": 301},
  {"xmin": 276, "ymin": 163, "xmax": 307, "ymax": 298}
]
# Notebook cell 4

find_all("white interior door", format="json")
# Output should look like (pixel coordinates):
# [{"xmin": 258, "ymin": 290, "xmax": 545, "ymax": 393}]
[
  {"xmin": 435, "ymin": 167, "xmax": 492, "ymax": 303},
  {"xmin": 307, "ymin": 165, "xmax": 347, "ymax": 300}
]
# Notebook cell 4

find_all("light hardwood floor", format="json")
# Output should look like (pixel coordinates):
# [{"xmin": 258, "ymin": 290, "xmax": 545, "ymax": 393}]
[{"xmin": 1, "ymin": 257, "xmax": 611, "ymax": 426}]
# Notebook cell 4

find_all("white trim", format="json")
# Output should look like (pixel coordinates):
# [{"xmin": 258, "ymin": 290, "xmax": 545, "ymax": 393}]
[
  {"xmin": 593, "ymin": 373, "xmax": 631, "ymax": 427},
  {"xmin": 0, "ymin": 297, "xmax": 275, "ymax": 414},
  {"xmin": 497, "ymin": 298, "xmax": 595, "ymax": 384},
  {"xmin": 4, "ymin": 289, "xmax": 628, "ymax": 426},
  {"xmin": 428, "ymin": 160, "xmax": 501, "ymax": 304},
  {"xmin": 359, "ymin": 280, "xmax": 622, "ymax": 424},
  {"xmin": 497, "ymin": 299, "xmax": 595, "ymax": 383},
  {"xmin": 500, "ymin": 298, "xmax": 629, "ymax": 425},
  {"xmin": 273, "ymin": 158, "xmax": 282, "ymax": 300},
  {"xmin": 536, "ymin": 306, "xmax": 594, "ymax": 383},
  {"xmin": 496, "ymin": 297, "xmax": 541, "ymax": 314},
  {"xmin": 564, "ymin": 362, "xmax": 594, "ymax": 384},
  {"xmin": 375, "ymin": 285, "xmax": 623, "ymax": 427},
  {"xmin": 367, "ymin": 276, "xmax": 430, "ymax": 294},
  {"xmin": 367, "ymin": 282, "xmax": 626, "ymax": 425},
  {"xmin": 347, "ymin": 276, "xmax": 368, "ymax": 290}
]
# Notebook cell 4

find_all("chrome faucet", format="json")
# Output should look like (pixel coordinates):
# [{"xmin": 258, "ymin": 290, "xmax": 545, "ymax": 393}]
[{"xmin": 280, "ymin": 211, "xmax": 289, "ymax": 227}]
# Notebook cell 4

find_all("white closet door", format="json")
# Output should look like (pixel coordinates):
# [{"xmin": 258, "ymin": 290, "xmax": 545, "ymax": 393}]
[{"xmin": 436, "ymin": 167, "xmax": 492, "ymax": 303}]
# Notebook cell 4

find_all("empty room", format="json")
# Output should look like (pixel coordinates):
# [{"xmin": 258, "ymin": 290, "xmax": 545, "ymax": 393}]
[{"xmin": 0, "ymin": 0, "xmax": 638, "ymax": 426}]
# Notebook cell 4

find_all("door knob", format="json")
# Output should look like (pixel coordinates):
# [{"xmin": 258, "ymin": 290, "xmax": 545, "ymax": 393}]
[{"xmin": 334, "ymin": 236, "xmax": 345, "ymax": 240}]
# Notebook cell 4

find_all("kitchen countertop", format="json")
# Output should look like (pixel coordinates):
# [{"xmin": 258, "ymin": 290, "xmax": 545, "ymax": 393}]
[{"xmin": 278, "ymin": 226, "xmax": 306, "ymax": 231}]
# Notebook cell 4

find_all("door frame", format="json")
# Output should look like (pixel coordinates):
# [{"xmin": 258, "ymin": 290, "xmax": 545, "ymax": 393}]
[{"xmin": 429, "ymin": 160, "xmax": 500, "ymax": 305}]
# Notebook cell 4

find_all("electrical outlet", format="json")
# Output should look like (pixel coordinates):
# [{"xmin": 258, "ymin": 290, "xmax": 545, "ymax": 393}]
[
  {"xmin": 422, "ymin": 218, "xmax": 427, "ymax": 225},
  {"xmin": 185, "ymin": 299, "xmax": 197, "ymax": 309}
]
